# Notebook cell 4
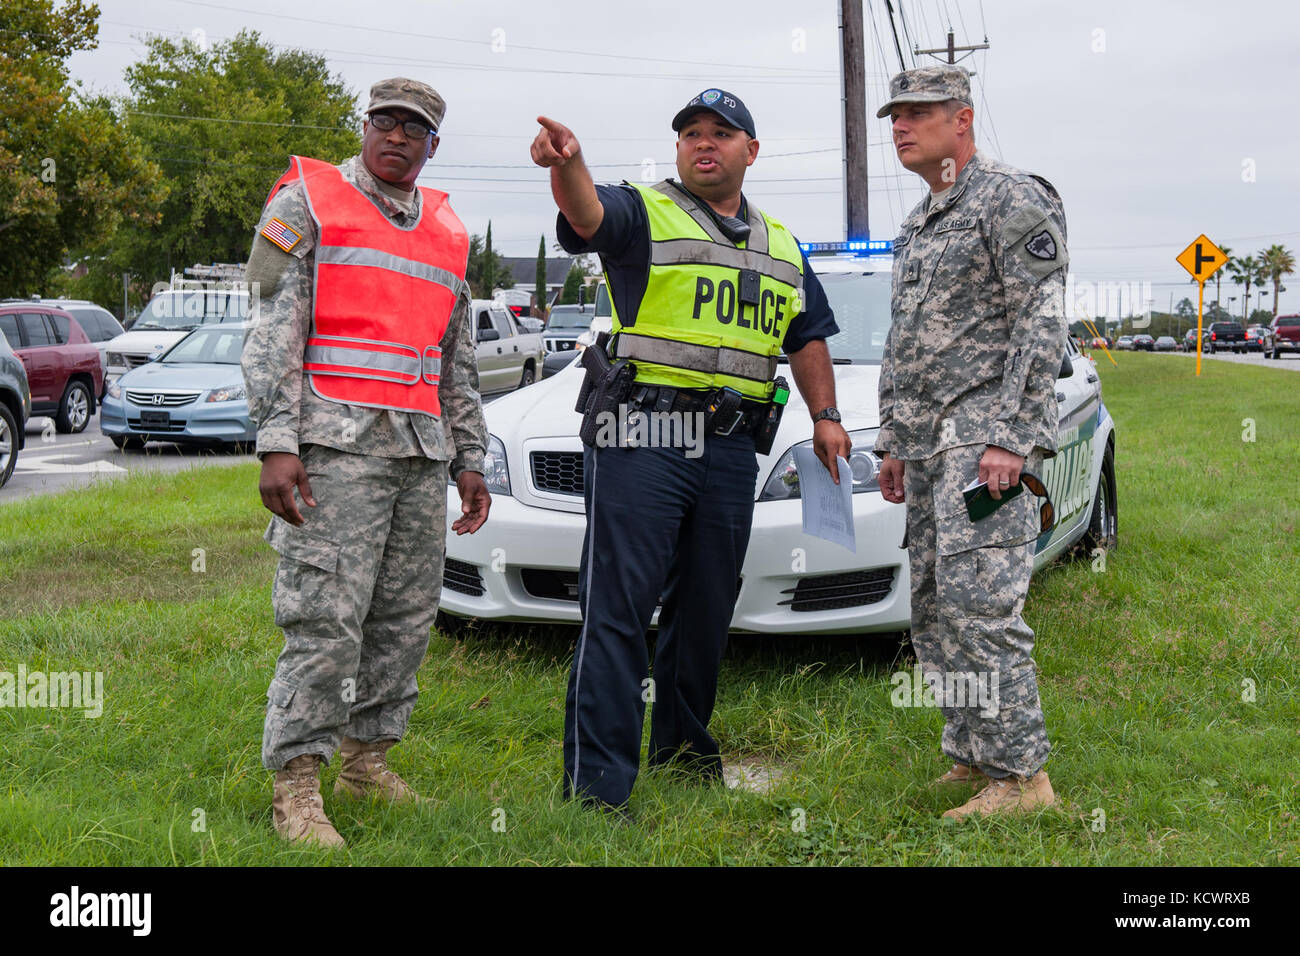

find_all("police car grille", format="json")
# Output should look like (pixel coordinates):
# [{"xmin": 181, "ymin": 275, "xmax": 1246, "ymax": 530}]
[
  {"xmin": 778, "ymin": 568, "xmax": 895, "ymax": 612},
  {"xmin": 442, "ymin": 558, "xmax": 485, "ymax": 597},
  {"xmin": 126, "ymin": 390, "xmax": 199, "ymax": 407},
  {"xmin": 530, "ymin": 452, "xmax": 583, "ymax": 496}
]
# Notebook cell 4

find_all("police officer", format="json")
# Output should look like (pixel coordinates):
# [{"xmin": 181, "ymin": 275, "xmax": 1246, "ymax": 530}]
[
  {"xmin": 873, "ymin": 66, "xmax": 1067, "ymax": 818},
  {"xmin": 531, "ymin": 90, "xmax": 852, "ymax": 814},
  {"xmin": 243, "ymin": 78, "xmax": 491, "ymax": 847}
]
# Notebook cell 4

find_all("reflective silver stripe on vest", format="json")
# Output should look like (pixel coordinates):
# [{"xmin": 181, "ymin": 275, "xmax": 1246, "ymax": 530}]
[
  {"xmin": 650, "ymin": 181, "xmax": 730, "ymax": 244},
  {"xmin": 316, "ymin": 244, "xmax": 469, "ymax": 298},
  {"xmin": 649, "ymin": 239, "xmax": 802, "ymax": 289},
  {"xmin": 612, "ymin": 333, "xmax": 777, "ymax": 383},
  {"xmin": 744, "ymin": 202, "xmax": 769, "ymax": 255},
  {"xmin": 304, "ymin": 343, "xmax": 421, "ymax": 384},
  {"xmin": 423, "ymin": 346, "xmax": 442, "ymax": 384}
]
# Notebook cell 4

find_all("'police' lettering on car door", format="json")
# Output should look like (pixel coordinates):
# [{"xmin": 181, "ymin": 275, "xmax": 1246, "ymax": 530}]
[{"xmin": 692, "ymin": 277, "xmax": 785, "ymax": 339}]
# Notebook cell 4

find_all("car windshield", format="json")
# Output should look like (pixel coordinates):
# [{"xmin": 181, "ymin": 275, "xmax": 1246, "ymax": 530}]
[
  {"xmin": 547, "ymin": 310, "xmax": 592, "ymax": 330},
  {"xmin": 161, "ymin": 326, "xmax": 246, "ymax": 364},
  {"xmin": 815, "ymin": 269, "xmax": 893, "ymax": 363},
  {"xmin": 132, "ymin": 291, "xmax": 252, "ymax": 331}
]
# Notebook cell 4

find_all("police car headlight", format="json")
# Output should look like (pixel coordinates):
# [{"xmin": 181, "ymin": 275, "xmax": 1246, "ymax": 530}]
[
  {"xmin": 482, "ymin": 434, "xmax": 511, "ymax": 494},
  {"xmin": 206, "ymin": 384, "xmax": 246, "ymax": 403},
  {"xmin": 759, "ymin": 428, "xmax": 881, "ymax": 501}
]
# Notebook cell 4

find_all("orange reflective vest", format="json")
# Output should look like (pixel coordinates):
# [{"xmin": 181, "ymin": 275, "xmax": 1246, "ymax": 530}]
[{"xmin": 265, "ymin": 155, "xmax": 470, "ymax": 417}]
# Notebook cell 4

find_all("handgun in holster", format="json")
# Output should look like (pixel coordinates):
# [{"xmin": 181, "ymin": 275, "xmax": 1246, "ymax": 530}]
[
  {"xmin": 752, "ymin": 376, "xmax": 790, "ymax": 457},
  {"xmin": 576, "ymin": 331, "xmax": 635, "ymax": 447}
]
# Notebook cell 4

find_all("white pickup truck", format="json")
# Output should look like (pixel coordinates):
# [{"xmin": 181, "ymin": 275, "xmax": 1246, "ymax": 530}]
[{"xmin": 470, "ymin": 298, "xmax": 545, "ymax": 393}]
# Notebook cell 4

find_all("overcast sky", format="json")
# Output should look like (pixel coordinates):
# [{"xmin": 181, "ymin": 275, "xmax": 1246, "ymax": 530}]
[{"xmin": 68, "ymin": 0, "xmax": 1300, "ymax": 317}]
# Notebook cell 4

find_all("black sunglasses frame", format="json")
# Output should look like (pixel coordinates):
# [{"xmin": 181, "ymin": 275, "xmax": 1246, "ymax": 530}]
[{"xmin": 369, "ymin": 111, "xmax": 436, "ymax": 140}]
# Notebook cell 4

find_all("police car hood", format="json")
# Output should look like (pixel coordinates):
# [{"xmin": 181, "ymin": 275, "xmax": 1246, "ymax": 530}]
[{"xmin": 482, "ymin": 359, "xmax": 882, "ymax": 508}]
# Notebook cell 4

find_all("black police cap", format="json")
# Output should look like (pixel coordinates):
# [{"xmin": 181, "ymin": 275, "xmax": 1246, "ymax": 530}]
[{"xmin": 671, "ymin": 89, "xmax": 756, "ymax": 138}]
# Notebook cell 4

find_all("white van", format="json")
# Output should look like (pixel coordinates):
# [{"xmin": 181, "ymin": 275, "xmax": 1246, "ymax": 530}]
[{"xmin": 103, "ymin": 287, "xmax": 252, "ymax": 386}]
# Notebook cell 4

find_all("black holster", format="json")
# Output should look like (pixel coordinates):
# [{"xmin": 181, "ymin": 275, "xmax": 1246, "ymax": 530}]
[{"xmin": 576, "ymin": 332, "xmax": 635, "ymax": 447}]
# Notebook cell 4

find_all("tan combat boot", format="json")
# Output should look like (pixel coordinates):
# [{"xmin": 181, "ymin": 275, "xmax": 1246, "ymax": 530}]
[
  {"xmin": 942, "ymin": 769, "xmax": 1056, "ymax": 820},
  {"xmin": 272, "ymin": 754, "xmax": 346, "ymax": 848},
  {"xmin": 334, "ymin": 737, "xmax": 422, "ymax": 802},
  {"xmin": 934, "ymin": 763, "xmax": 988, "ymax": 787}
]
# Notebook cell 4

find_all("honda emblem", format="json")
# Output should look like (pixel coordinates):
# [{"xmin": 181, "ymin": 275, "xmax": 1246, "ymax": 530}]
[{"xmin": 152, "ymin": 394, "xmax": 164, "ymax": 405}]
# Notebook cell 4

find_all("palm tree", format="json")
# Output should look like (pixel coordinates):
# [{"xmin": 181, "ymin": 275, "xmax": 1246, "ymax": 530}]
[
  {"xmin": 1212, "ymin": 245, "xmax": 1232, "ymax": 307},
  {"xmin": 1227, "ymin": 255, "xmax": 1268, "ymax": 322},
  {"xmin": 1259, "ymin": 244, "xmax": 1295, "ymax": 317}
]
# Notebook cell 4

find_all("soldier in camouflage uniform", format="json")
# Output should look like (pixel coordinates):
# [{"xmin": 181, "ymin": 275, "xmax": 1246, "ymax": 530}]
[
  {"xmin": 873, "ymin": 66, "xmax": 1067, "ymax": 819},
  {"xmin": 242, "ymin": 78, "xmax": 491, "ymax": 847}
]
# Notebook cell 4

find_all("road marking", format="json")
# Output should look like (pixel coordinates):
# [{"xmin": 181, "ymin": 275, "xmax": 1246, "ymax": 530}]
[{"xmin": 16, "ymin": 457, "xmax": 127, "ymax": 476}]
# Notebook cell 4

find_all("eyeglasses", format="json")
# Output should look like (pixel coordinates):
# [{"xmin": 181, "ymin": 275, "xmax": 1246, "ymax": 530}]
[
  {"xmin": 369, "ymin": 112, "xmax": 435, "ymax": 139},
  {"xmin": 1018, "ymin": 471, "xmax": 1057, "ymax": 534}
]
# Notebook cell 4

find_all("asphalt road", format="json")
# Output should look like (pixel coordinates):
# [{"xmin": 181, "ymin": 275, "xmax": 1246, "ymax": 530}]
[
  {"xmin": 2, "ymin": 415, "xmax": 255, "ymax": 502},
  {"xmin": 1112, "ymin": 348, "xmax": 1300, "ymax": 370},
  {"xmin": 3, "ymin": 390, "xmax": 513, "ymax": 502}
]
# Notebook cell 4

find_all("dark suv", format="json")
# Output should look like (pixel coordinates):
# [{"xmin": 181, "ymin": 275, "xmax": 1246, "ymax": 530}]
[
  {"xmin": 0, "ymin": 330, "xmax": 31, "ymax": 488},
  {"xmin": 4, "ymin": 298, "xmax": 124, "ymax": 397},
  {"xmin": 0, "ymin": 305, "xmax": 103, "ymax": 434}
]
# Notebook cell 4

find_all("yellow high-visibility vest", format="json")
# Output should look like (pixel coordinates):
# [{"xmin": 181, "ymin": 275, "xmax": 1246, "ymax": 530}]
[{"xmin": 608, "ymin": 180, "xmax": 804, "ymax": 401}]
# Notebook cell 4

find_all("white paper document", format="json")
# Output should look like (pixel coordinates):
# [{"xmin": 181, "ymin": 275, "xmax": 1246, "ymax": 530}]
[{"xmin": 793, "ymin": 447, "xmax": 856, "ymax": 553}]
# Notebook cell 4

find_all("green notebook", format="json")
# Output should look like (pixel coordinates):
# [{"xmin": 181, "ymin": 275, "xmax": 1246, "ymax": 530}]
[{"xmin": 962, "ymin": 478, "xmax": 1024, "ymax": 522}]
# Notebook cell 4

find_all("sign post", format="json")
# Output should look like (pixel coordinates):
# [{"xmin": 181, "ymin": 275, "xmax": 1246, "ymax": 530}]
[{"xmin": 1175, "ymin": 234, "xmax": 1229, "ymax": 376}]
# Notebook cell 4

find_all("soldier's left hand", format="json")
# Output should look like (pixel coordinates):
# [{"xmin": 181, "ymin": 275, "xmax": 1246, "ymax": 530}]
[
  {"xmin": 814, "ymin": 420, "xmax": 853, "ymax": 485},
  {"xmin": 452, "ymin": 471, "xmax": 492, "ymax": 534},
  {"xmin": 979, "ymin": 445, "xmax": 1024, "ymax": 500}
]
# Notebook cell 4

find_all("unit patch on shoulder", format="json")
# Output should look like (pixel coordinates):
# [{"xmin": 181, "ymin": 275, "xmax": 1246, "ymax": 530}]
[
  {"xmin": 260, "ymin": 217, "xmax": 303, "ymax": 253},
  {"xmin": 1024, "ymin": 229, "xmax": 1057, "ymax": 261}
]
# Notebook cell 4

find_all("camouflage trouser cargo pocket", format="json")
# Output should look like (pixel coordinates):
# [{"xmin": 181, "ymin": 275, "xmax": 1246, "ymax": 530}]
[
  {"xmin": 262, "ymin": 676, "xmax": 300, "ymax": 765},
  {"xmin": 936, "ymin": 543, "xmax": 1034, "ymax": 619},
  {"xmin": 265, "ymin": 518, "xmax": 341, "ymax": 629}
]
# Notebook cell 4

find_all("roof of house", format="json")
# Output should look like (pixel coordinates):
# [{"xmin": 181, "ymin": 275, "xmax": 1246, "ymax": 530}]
[{"xmin": 499, "ymin": 256, "xmax": 575, "ymax": 287}]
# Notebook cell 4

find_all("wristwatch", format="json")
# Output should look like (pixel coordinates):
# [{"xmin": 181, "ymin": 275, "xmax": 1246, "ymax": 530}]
[{"xmin": 811, "ymin": 407, "xmax": 841, "ymax": 424}]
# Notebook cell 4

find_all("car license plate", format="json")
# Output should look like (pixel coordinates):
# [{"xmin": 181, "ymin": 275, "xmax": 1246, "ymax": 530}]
[{"xmin": 141, "ymin": 410, "xmax": 170, "ymax": 428}]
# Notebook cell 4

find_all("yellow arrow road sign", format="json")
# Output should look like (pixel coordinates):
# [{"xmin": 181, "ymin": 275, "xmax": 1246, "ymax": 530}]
[{"xmin": 1176, "ymin": 234, "xmax": 1228, "ymax": 282}]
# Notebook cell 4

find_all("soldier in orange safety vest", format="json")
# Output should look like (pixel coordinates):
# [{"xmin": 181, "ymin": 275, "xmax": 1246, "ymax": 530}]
[{"xmin": 242, "ymin": 78, "xmax": 492, "ymax": 848}]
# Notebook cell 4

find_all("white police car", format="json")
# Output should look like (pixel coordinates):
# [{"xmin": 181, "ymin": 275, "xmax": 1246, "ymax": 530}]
[{"xmin": 440, "ymin": 244, "xmax": 1117, "ymax": 635}]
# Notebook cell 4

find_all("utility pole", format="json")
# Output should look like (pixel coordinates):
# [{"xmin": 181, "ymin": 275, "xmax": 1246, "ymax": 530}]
[
  {"xmin": 840, "ymin": 0, "xmax": 869, "ymax": 241},
  {"xmin": 914, "ymin": 28, "xmax": 989, "ymax": 64}
]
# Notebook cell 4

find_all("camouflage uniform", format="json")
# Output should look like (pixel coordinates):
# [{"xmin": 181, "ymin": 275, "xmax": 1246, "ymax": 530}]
[
  {"xmin": 243, "ymin": 154, "xmax": 487, "ymax": 771},
  {"xmin": 876, "ymin": 147, "xmax": 1068, "ymax": 779}
]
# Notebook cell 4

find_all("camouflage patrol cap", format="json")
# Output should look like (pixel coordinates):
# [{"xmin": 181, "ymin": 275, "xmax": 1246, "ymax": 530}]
[
  {"xmin": 367, "ymin": 77, "xmax": 446, "ymax": 132},
  {"xmin": 876, "ymin": 65, "xmax": 973, "ymax": 118}
]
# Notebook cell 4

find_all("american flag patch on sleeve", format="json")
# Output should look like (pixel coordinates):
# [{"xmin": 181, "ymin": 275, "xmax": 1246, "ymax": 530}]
[{"xmin": 261, "ymin": 217, "xmax": 303, "ymax": 252}]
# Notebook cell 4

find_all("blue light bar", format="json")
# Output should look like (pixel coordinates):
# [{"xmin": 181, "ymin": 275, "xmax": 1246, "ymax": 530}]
[{"xmin": 799, "ymin": 239, "xmax": 894, "ymax": 255}]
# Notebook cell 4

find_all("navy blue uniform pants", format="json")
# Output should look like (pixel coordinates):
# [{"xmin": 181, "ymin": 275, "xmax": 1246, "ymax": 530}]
[{"xmin": 563, "ymin": 433, "xmax": 759, "ymax": 807}]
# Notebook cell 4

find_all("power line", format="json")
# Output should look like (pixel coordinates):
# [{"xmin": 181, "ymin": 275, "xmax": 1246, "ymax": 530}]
[
  {"xmin": 168, "ymin": 0, "xmax": 837, "ymax": 76},
  {"xmin": 881, "ymin": 1, "xmax": 908, "ymax": 71},
  {"xmin": 141, "ymin": 139, "xmax": 845, "ymax": 167}
]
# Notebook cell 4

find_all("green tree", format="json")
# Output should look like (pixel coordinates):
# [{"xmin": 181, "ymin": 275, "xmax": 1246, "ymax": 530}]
[
  {"xmin": 534, "ymin": 234, "xmax": 547, "ymax": 315},
  {"xmin": 482, "ymin": 220, "xmax": 496, "ymax": 294},
  {"xmin": 1259, "ymin": 244, "xmax": 1294, "ymax": 317},
  {"xmin": 101, "ymin": 30, "xmax": 360, "ymax": 293},
  {"xmin": 1203, "ymin": 301, "xmax": 1230, "ymax": 323},
  {"xmin": 1226, "ymin": 254, "xmax": 1267, "ymax": 323},
  {"xmin": 465, "ymin": 229, "xmax": 511, "ymax": 299},
  {"xmin": 558, "ymin": 263, "xmax": 584, "ymax": 305},
  {"xmin": 0, "ymin": 0, "xmax": 164, "ymax": 297}
]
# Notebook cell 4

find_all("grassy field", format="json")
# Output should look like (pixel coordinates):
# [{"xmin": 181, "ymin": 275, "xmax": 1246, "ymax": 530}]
[{"xmin": 1, "ymin": 353, "xmax": 1297, "ymax": 865}]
